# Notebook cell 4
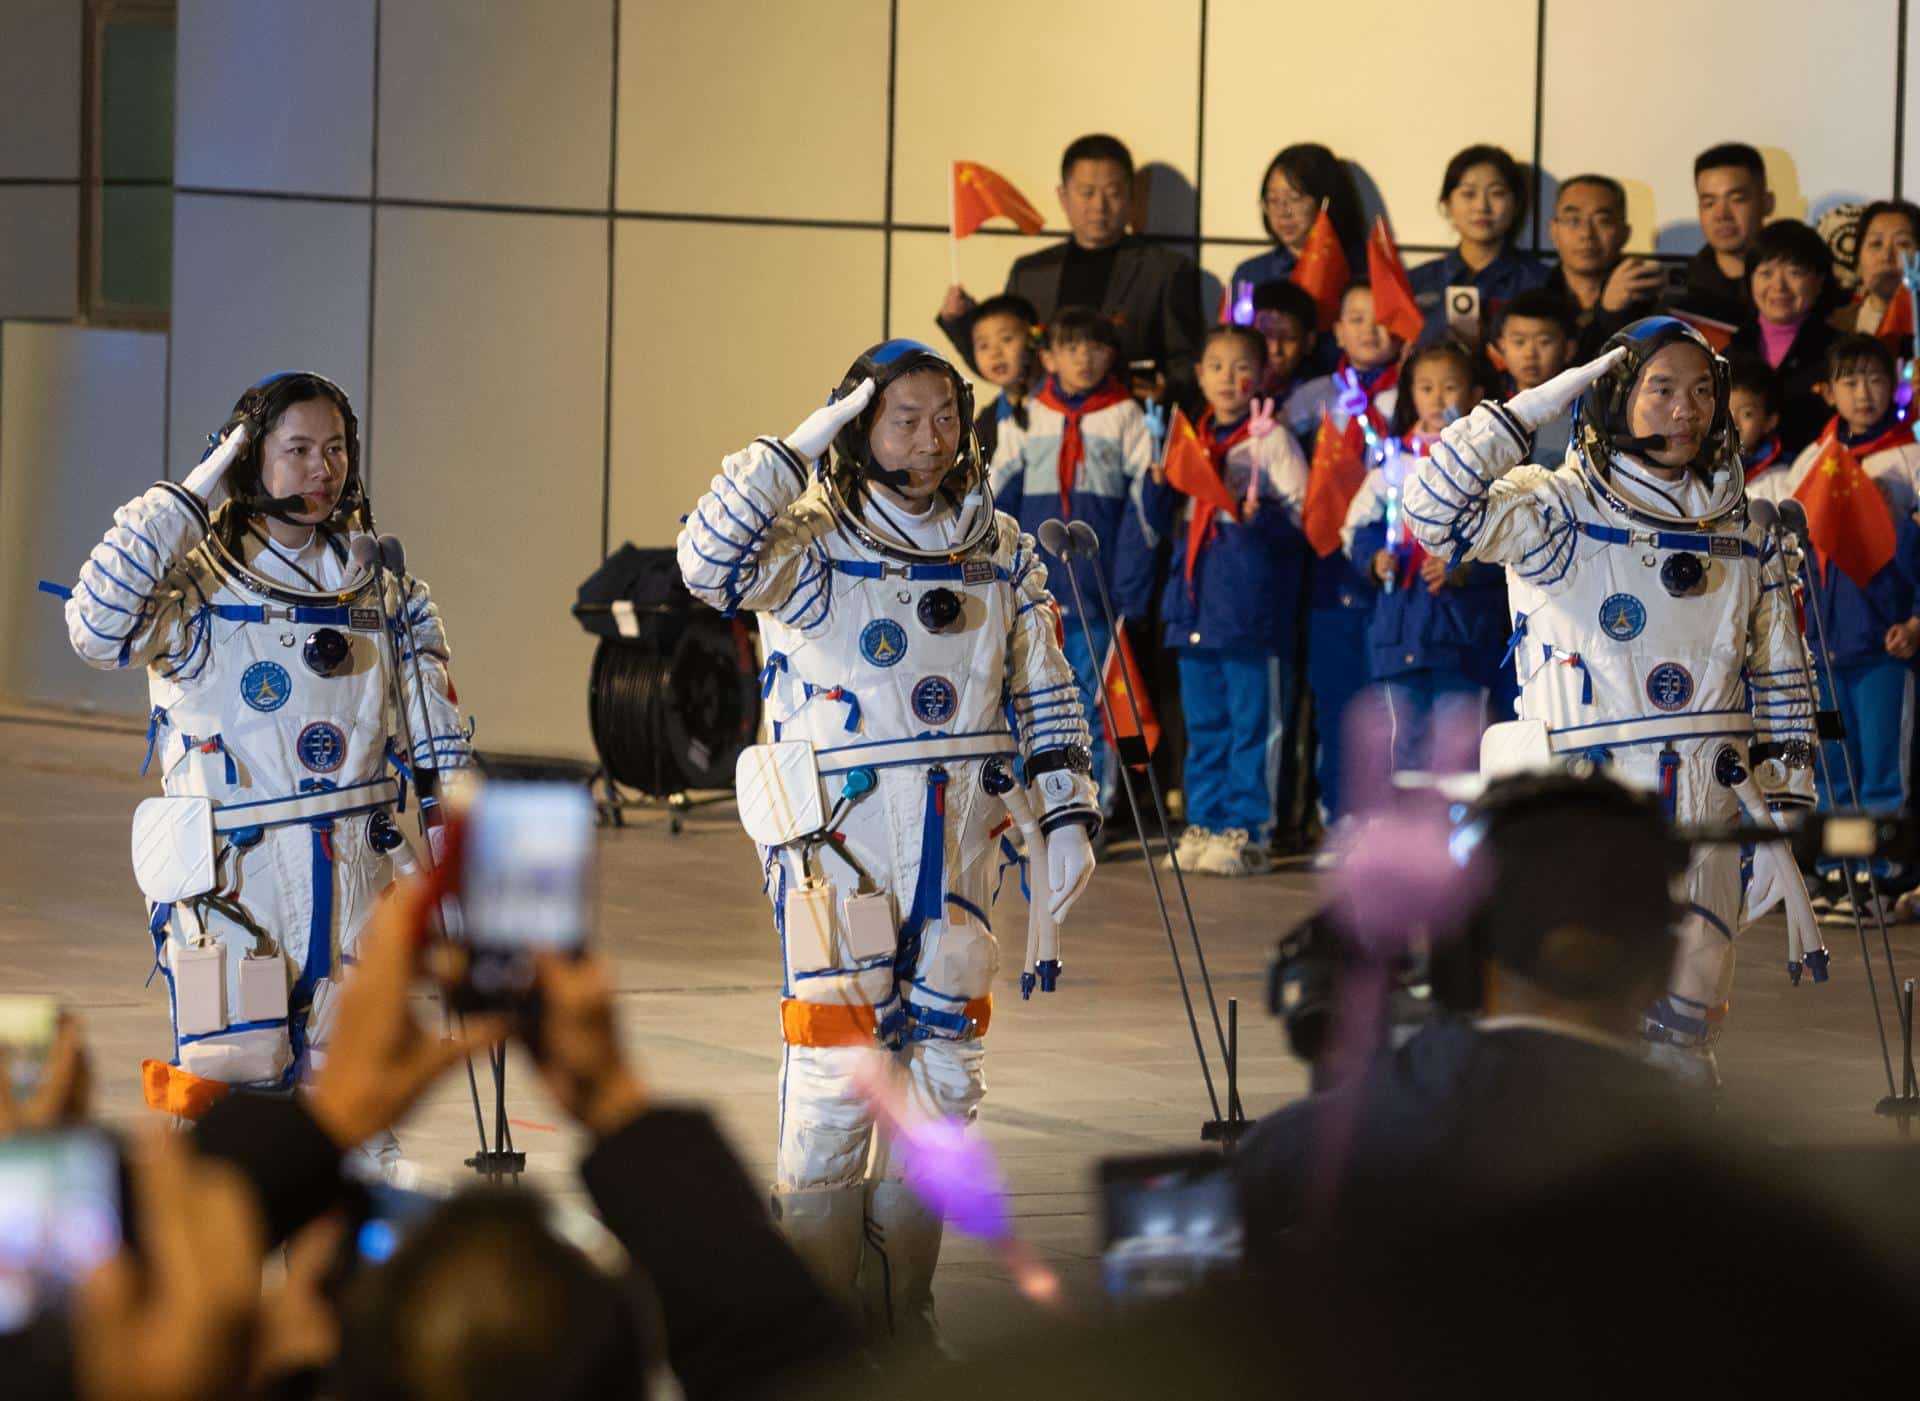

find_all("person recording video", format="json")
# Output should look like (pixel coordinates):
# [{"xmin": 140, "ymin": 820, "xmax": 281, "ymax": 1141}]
[{"xmin": 1236, "ymin": 771, "xmax": 1689, "ymax": 1258}]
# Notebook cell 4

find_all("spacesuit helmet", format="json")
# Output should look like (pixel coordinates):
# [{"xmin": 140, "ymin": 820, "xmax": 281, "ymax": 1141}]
[
  {"xmin": 1572, "ymin": 316, "xmax": 1736, "ymax": 480},
  {"xmin": 208, "ymin": 371, "xmax": 369, "ymax": 537},
  {"xmin": 826, "ymin": 339, "xmax": 983, "ymax": 499}
]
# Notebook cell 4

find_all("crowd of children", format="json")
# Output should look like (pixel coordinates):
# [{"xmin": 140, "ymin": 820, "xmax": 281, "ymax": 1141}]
[{"xmin": 957, "ymin": 134, "xmax": 1920, "ymax": 908}]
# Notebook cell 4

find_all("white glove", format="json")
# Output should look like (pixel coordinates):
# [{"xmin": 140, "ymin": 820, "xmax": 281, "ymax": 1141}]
[
  {"xmin": 1505, "ymin": 346, "xmax": 1628, "ymax": 434},
  {"xmin": 1745, "ymin": 840, "xmax": 1826, "ymax": 968},
  {"xmin": 181, "ymin": 421, "xmax": 252, "ymax": 508},
  {"xmin": 785, "ymin": 376, "xmax": 876, "ymax": 463},
  {"xmin": 1046, "ymin": 822, "xmax": 1095, "ymax": 923}
]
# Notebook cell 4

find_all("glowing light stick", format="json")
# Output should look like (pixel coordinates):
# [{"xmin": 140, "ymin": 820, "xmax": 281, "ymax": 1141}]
[{"xmin": 1900, "ymin": 251, "xmax": 1920, "ymax": 422}]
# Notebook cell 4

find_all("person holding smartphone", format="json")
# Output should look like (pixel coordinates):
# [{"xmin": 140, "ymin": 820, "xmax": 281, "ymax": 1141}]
[
  {"xmin": 58, "ymin": 372, "xmax": 474, "ymax": 1155},
  {"xmin": 677, "ymin": 339, "xmax": 1098, "ymax": 1346}
]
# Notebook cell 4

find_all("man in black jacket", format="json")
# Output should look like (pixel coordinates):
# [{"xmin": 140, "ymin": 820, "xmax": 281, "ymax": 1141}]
[
  {"xmin": 1233, "ymin": 772, "xmax": 1692, "ymax": 1258},
  {"xmin": 936, "ymin": 134, "xmax": 1205, "ymax": 410}
]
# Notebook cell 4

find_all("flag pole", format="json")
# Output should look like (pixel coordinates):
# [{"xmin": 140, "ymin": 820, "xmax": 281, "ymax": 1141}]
[{"xmin": 948, "ymin": 160, "xmax": 962, "ymax": 287}]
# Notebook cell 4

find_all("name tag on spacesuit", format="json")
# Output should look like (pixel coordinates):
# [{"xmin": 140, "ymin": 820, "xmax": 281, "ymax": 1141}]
[
  {"xmin": 130, "ymin": 795, "xmax": 217, "ymax": 904},
  {"xmin": 735, "ymin": 742, "xmax": 825, "ymax": 846}
]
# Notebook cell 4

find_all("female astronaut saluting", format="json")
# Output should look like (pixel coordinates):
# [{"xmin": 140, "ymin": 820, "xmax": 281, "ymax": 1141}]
[{"xmin": 60, "ymin": 372, "xmax": 473, "ymax": 1127}]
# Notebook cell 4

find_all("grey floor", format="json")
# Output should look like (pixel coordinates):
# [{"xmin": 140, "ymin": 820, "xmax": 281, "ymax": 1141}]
[{"xmin": 5, "ymin": 710, "xmax": 1918, "ymax": 1352}]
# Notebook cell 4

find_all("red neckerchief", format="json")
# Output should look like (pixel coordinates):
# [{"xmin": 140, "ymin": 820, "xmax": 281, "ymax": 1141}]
[
  {"xmin": 1335, "ymin": 355, "xmax": 1399, "ymax": 435},
  {"xmin": 1743, "ymin": 434, "xmax": 1782, "ymax": 482},
  {"xmin": 1835, "ymin": 414, "xmax": 1916, "ymax": 460},
  {"xmin": 1392, "ymin": 432, "xmax": 1433, "ymax": 588},
  {"xmin": 1184, "ymin": 410, "xmax": 1253, "ymax": 593},
  {"xmin": 1034, "ymin": 374, "xmax": 1134, "ymax": 517}
]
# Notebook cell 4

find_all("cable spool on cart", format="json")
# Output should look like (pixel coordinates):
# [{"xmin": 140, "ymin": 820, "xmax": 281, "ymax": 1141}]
[{"xmin": 574, "ymin": 544, "xmax": 759, "ymax": 826}]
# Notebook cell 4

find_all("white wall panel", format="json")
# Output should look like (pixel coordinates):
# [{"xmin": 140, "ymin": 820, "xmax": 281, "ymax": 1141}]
[
  {"xmin": 174, "ymin": 0, "xmax": 375, "ymax": 196},
  {"xmin": 0, "ymin": 0, "xmax": 81, "ymax": 179},
  {"xmin": 166, "ymin": 194, "xmax": 370, "ymax": 477},
  {"xmin": 0, "ymin": 323, "xmax": 166, "ymax": 717},
  {"xmin": 0, "ymin": 187, "xmax": 80, "ymax": 320},
  {"xmin": 1541, "ymin": 0, "xmax": 1899, "ymax": 254},
  {"xmin": 893, "ymin": 0, "xmax": 1202, "ymax": 237},
  {"xmin": 608, "ymin": 221, "xmax": 883, "ymax": 550},
  {"xmin": 1203, "ymin": 0, "xmax": 1537, "ymax": 253},
  {"xmin": 618, "ymin": 2, "xmax": 889, "ymax": 221},
  {"xmin": 379, "ymin": 0, "xmax": 611, "ymax": 210},
  {"xmin": 372, "ymin": 208, "xmax": 606, "ymax": 757}
]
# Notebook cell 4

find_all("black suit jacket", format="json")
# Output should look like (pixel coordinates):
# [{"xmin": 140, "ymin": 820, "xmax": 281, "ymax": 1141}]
[
  {"xmin": 939, "ymin": 234, "xmax": 1206, "ymax": 408},
  {"xmin": 1232, "ymin": 1015, "xmax": 1686, "ymax": 1260}
]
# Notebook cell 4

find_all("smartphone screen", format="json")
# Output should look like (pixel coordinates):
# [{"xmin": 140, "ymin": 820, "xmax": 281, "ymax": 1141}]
[
  {"xmin": 0, "ymin": 996, "xmax": 57, "ymax": 1102},
  {"xmin": 1097, "ymin": 1151, "xmax": 1244, "ymax": 1302},
  {"xmin": 0, "ymin": 1130, "xmax": 123, "ymax": 1333},
  {"xmin": 456, "ymin": 781, "xmax": 596, "ymax": 1008}
]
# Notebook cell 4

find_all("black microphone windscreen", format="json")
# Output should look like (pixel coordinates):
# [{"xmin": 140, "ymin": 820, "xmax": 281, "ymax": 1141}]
[
  {"xmin": 378, "ymin": 534, "xmax": 407, "ymax": 574},
  {"xmin": 348, "ymin": 536, "xmax": 380, "ymax": 573},
  {"xmin": 1036, "ymin": 519, "xmax": 1072, "ymax": 558},
  {"xmin": 1067, "ymin": 519, "xmax": 1101, "ymax": 557},
  {"xmin": 1746, "ymin": 498, "xmax": 1778, "ymax": 534},
  {"xmin": 1778, "ymin": 499, "xmax": 1808, "ymax": 532}
]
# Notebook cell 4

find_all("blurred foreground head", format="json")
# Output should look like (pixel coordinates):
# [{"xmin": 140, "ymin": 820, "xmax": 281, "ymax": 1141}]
[
  {"xmin": 1453, "ymin": 769, "xmax": 1683, "ymax": 1018},
  {"xmin": 336, "ymin": 1191, "xmax": 654, "ymax": 1401}
]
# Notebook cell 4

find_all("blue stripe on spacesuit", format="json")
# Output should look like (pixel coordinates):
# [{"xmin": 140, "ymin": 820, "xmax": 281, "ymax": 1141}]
[
  {"xmin": 105, "ymin": 541, "xmax": 158, "ymax": 585},
  {"xmin": 1574, "ymin": 522, "xmax": 1757, "ymax": 557},
  {"xmin": 84, "ymin": 558, "xmax": 147, "ymax": 602}
]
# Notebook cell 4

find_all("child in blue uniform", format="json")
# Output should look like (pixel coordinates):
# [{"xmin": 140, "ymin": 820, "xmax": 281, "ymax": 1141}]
[{"xmin": 1119, "ymin": 325, "xmax": 1309, "ymax": 875}]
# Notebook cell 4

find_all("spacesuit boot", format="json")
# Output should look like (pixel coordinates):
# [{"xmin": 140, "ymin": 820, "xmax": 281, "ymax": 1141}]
[
  {"xmin": 772, "ymin": 1184, "xmax": 867, "ymax": 1322},
  {"xmin": 861, "ymin": 1180, "xmax": 948, "ymax": 1355},
  {"xmin": 1642, "ymin": 994, "xmax": 1723, "ymax": 1091}
]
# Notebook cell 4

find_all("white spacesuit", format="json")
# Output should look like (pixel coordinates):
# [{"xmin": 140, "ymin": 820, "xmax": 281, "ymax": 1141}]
[
  {"xmin": 1402, "ymin": 319, "xmax": 1821, "ymax": 1078},
  {"xmin": 677, "ymin": 339, "xmax": 1097, "ymax": 1338},
  {"xmin": 61, "ymin": 373, "xmax": 472, "ymax": 1120}
]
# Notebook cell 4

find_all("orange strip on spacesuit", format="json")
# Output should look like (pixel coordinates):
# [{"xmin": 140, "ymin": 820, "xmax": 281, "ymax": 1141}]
[
  {"xmin": 779, "ymin": 995, "xmax": 993, "ymax": 1047},
  {"xmin": 141, "ymin": 1058, "xmax": 231, "ymax": 1119}
]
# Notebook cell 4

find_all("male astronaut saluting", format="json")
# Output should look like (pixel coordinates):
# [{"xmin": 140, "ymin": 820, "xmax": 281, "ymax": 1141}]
[
  {"xmin": 1401, "ymin": 318, "xmax": 1822, "ymax": 1086},
  {"xmin": 61, "ymin": 372, "xmax": 472, "ymax": 1142},
  {"xmin": 678, "ymin": 340, "xmax": 1097, "ymax": 1341}
]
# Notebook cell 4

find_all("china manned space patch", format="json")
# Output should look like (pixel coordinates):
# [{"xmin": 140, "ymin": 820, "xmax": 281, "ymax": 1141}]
[
  {"xmin": 911, "ymin": 675, "xmax": 958, "ymax": 726},
  {"xmin": 859, "ymin": 618, "xmax": 908, "ymax": 668},
  {"xmin": 240, "ymin": 660, "xmax": 292, "ymax": 712},
  {"xmin": 1645, "ymin": 661, "xmax": 1694, "ymax": 712},
  {"xmin": 296, "ymin": 721, "xmax": 347, "ymax": 773},
  {"xmin": 1598, "ymin": 593, "xmax": 1647, "ymax": 641},
  {"xmin": 348, "ymin": 606, "xmax": 381, "ymax": 632}
]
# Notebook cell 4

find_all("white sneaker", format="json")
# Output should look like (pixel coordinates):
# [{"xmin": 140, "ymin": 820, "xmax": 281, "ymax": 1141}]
[
  {"xmin": 1164, "ymin": 825, "xmax": 1211, "ymax": 872},
  {"xmin": 1197, "ymin": 828, "xmax": 1271, "ymax": 878}
]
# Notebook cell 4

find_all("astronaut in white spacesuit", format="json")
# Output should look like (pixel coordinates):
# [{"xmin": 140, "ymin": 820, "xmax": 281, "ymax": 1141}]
[
  {"xmin": 677, "ymin": 339, "xmax": 1098, "ymax": 1339},
  {"xmin": 62, "ymin": 371, "xmax": 472, "ymax": 1125},
  {"xmin": 1400, "ymin": 318, "xmax": 1822, "ymax": 1083}
]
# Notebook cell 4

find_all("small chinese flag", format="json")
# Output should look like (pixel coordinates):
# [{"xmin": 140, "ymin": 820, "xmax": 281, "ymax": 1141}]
[
  {"xmin": 1794, "ymin": 429, "xmax": 1897, "ymax": 588},
  {"xmin": 1670, "ymin": 308, "xmax": 1737, "ymax": 352},
  {"xmin": 1289, "ymin": 204, "xmax": 1350, "ymax": 331},
  {"xmin": 1366, "ymin": 215, "xmax": 1425, "ymax": 347},
  {"xmin": 1100, "ymin": 625, "xmax": 1160, "ymax": 764},
  {"xmin": 952, "ymin": 160, "xmax": 1045, "ymax": 238},
  {"xmin": 1875, "ymin": 287, "xmax": 1914, "ymax": 345},
  {"xmin": 1301, "ymin": 409, "xmax": 1369, "ymax": 557},
  {"xmin": 1163, "ymin": 408, "xmax": 1242, "ymax": 585}
]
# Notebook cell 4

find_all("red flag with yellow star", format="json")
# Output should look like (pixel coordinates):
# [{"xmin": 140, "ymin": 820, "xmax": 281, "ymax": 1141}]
[
  {"xmin": 1794, "ymin": 428, "xmax": 1896, "ymax": 588},
  {"xmin": 1289, "ymin": 205, "xmax": 1350, "ymax": 331},
  {"xmin": 951, "ymin": 160, "xmax": 1045, "ymax": 238},
  {"xmin": 1302, "ymin": 408, "xmax": 1369, "ymax": 557},
  {"xmin": 1100, "ymin": 625, "xmax": 1160, "ymax": 762}
]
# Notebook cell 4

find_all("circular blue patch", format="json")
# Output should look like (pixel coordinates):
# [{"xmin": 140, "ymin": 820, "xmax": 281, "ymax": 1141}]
[
  {"xmin": 296, "ymin": 721, "xmax": 347, "ymax": 773},
  {"xmin": 859, "ymin": 618, "xmax": 908, "ymax": 668},
  {"xmin": 911, "ymin": 675, "xmax": 958, "ymax": 726},
  {"xmin": 1645, "ymin": 662, "xmax": 1694, "ymax": 712},
  {"xmin": 240, "ymin": 660, "xmax": 292, "ymax": 712},
  {"xmin": 1598, "ymin": 593, "xmax": 1647, "ymax": 642}
]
